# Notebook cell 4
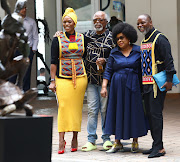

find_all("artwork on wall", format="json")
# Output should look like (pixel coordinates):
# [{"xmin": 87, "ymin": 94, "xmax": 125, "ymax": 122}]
[{"xmin": 113, "ymin": 1, "xmax": 122, "ymax": 12}]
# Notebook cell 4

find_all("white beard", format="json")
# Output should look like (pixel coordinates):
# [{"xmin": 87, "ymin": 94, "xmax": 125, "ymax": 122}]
[
  {"xmin": 141, "ymin": 28, "xmax": 150, "ymax": 35},
  {"xmin": 142, "ymin": 29, "xmax": 149, "ymax": 35},
  {"xmin": 94, "ymin": 23, "xmax": 103, "ymax": 32}
]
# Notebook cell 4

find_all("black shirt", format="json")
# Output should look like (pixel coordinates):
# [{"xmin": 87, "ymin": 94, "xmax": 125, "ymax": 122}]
[
  {"xmin": 83, "ymin": 29, "xmax": 115, "ymax": 85},
  {"xmin": 142, "ymin": 28, "xmax": 176, "ymax": 93}
]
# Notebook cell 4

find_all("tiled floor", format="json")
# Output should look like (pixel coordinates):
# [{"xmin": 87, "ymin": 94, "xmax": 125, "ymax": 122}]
[{"xmin": 32, "ymin": 94, "xmax": 180, "ymax": 162}]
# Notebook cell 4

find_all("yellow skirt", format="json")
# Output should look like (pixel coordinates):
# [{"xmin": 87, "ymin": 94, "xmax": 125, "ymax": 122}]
[{"xmin": 55, "ymin": 75, "xmax": 87, "ymax": 132}]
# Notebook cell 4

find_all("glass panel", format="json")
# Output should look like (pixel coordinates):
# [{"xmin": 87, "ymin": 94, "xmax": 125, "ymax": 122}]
[
  {"xmin": 102, "ymin": 0, "xmax": 125, "ymax": 21},
  {"xmin": 101, "ymin": 0, "xmax": 125, "ymax": 31},
  {"xmin": 62, "ymin": 0, "xmax": 92, "ymax": 33}
]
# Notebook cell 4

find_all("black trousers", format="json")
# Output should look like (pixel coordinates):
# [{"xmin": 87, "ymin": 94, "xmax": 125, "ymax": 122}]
[
  {"xmin": 23, "ymin": 49, "xmax": 34, "ymax": 92},
  {"xmin": 144, "ymin": 89, "xmax": 166, "ymax": 150}
]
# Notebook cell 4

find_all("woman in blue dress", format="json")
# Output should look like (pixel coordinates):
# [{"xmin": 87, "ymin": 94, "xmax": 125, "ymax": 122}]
[{"xmin": 101, "ymin": 22, "xmax": 148, "ymax": 153}]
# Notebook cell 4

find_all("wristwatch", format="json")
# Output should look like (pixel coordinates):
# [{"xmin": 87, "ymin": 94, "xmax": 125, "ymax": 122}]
[{"xmin": 51, "ymin": 78, "xmax": 55, "ymax": 82}]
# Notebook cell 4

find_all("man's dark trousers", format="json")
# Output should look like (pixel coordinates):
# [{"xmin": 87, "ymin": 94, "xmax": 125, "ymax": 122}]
[
  {"xmin": 23, "ymin": 49, "xmax": 34, "ymax": 92},
  {"xmin": 143, "ymin": 89, "xmax": 166, "ymax": 151}
]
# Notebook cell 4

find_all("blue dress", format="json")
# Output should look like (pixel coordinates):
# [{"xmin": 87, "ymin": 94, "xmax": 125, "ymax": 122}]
[{"xmin": 104, "ymin": 45, "xmax": 148, "ymax": 140}]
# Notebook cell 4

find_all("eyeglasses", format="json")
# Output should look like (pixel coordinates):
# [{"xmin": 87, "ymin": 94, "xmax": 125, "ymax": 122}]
[
  {"xmin": 116, "ymin": 36, "xmax": 125, "ymax": 42},
  {"xmin": 93, "ymin": 19, "xmax": 106, "ymax": 23}
]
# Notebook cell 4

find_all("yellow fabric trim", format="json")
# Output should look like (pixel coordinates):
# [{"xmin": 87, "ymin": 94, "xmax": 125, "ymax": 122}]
[
  {"xmin": 57, "ymin": 36, "xmax": 62, "ymax": 57},
  {"xmin": 156, "ymin": 60, "xmax": 164, "ymax": 64},
  {"xmin": 57, "ymin": 36, "xmax": 62, "ymax": 76},
  {"xmin": 71, "ymin": 59, "xmax": 76, "ymax": 88},
  {"xmin": 81, "ymin": 34, "xmax": 86, "ymax": 75},
  {"xmin": 153, "ymin": 84, "xmax": 157, "ymax": 98},
  {"xmin": 152, "ymin": 33, "xmax": 162, "ymax": 98},
  {"xmin": 143, "ymin": 29, "xmax": 157, "ymax": 42},
  {"xmin": 81, "ymin": 34, "xmax": 85, "ymax": 56},
  {"xmin": 69, "ymin": 42, "xmax": 78, "ymax": 50}
]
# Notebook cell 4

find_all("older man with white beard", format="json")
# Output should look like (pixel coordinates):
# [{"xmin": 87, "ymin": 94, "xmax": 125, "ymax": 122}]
[{"xmin": 81, "ymin": 11, "xmax": 115, "ymax": 152}]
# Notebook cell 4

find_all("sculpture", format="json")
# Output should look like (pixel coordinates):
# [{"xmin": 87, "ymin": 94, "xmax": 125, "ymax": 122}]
[
  {"xmin": 0, "ymin": 0, "xmax": 37, "ymax": 116},
  {"xmin": 0, "ymin": 14, "xmax": 30, "ymax": 88},
  {"xmin": 0, "ymin": 80, "xmax": 37, "ymax": 116}
]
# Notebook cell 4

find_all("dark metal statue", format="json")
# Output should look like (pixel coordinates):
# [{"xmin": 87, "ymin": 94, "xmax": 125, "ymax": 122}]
[
  {"xmin": 1, "ymin": 0, "xmax": 11, "ymax": 15},
  {"xmin": 0, "ymin": 80, "xmax": 37, "ymax": 116},
  {"xmin": 0, "ymin": 14, "xmax": 29, "ymax": 89},
  {"xmin": 0, "ymin": 0, "xmax": 37, "ymax": 116}
]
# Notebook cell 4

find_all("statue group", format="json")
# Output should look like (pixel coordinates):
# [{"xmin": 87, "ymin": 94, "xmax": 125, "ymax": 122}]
[{"xmin": 0, "ymin": 0, "xmax": 37, "ymax": 116}]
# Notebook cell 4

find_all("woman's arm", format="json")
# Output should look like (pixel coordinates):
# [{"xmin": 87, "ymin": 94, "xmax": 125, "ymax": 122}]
[
  {"xmin": 49, "ymin": 37, "xmax": 59, "ymax": 93},
  {"xmin": 49, "ymin": 64, "xmax": 57, "ymax": 93},
  {"xmin": 100, "ymin": 79, "xmax": 109, "ymax": 98}
]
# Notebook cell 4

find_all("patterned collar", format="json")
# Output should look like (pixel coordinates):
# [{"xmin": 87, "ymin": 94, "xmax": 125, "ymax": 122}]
[{"xmin": 89, "ymin": 29, "xmax": 109, "ymax": 37}]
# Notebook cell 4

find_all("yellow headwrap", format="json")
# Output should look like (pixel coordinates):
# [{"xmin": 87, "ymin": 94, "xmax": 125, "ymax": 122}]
[{"xmin": 62, "ymin": 8, "xmax": 77, "ymax": 27}]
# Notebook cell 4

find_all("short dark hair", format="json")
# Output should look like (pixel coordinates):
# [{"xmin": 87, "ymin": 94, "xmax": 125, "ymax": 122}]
[
  {"xmin": 143, "ymin": 14, "xmax": 152, "ymax": 21},
  {"xmin": 40, "ymin": 68, "xmax": 45, "ymax": 74},
  {"xmin": 112, "ymin": 22, "xmax": 138, "ymax": 44}
]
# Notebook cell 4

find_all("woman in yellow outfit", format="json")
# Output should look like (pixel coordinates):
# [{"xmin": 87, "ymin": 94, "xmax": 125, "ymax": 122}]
[{"xmin": 49, "ymin": 8, "xmax": 87, "ymax": 154}]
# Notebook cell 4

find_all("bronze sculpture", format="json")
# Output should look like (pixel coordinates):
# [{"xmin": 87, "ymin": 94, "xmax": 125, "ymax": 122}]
[
  {"xmin": 0, "ymin": 80, "xmax": 37, "ymax": 116},
  {"xmin": 0, "ymin": 0, "xmax": 37, "ymax": 116},
  {"xmin": 0, "ymin": 14, "xmax": 30, "ymax": 88}
]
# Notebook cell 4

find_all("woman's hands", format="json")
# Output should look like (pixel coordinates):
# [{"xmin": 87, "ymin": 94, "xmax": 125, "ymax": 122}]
[
  {"xmin": 101, "ymin": 79, "xmax": 109, "ymax": 98},
  {"xmin": 49, "ymin": 64, "xmax": 57, "ymax": 93},
  {"xmin": 49, "ymin": 81, "xmax": 56, "ymax": 93},
  {"xmin": 100, "ymin": 87, "xmax": 108, "ymax": 98}
]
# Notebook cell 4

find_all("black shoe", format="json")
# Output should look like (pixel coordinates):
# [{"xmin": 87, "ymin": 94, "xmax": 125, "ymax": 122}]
[
  {"xmin": 142, "ymin": 148, "xmax": 153, "ymax": 154},
  {"xmin": 148, "ymin": 150, "xmax": 166, "ymax": 158}
]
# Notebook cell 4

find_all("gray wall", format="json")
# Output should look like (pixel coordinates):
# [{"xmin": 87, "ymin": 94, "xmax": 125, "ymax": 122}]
[
  {"xmin": 44, "ymin": 0, "xmax": 57, "ymax": 80},
  {"xmin": 125, "ymin": 0, "xmax": 180, "ymax": 93}
]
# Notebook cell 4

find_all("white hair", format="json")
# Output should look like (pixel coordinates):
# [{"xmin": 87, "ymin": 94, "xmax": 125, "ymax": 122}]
[
  {"xmin": 93, "ymin": 11, "xmax": 110, "ymax": 22},
  {"xmin": 14, "ymin": 0, "xmax": 28, "ymax": 13}
]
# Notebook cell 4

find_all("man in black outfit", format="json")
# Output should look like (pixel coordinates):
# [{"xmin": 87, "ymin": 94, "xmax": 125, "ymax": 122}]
[{"xmin": 137, "ymin": 14, "xmax": 176, "ymax": 158}]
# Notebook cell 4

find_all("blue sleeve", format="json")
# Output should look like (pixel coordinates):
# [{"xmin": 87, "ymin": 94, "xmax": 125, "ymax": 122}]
[{"xmin": 103, "ymin": 54, "xmax": 114, "ymax": 81}]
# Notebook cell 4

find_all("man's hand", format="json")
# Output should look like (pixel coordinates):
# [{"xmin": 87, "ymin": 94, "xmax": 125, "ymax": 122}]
[
  {"xmin": 53, "ymin": 31, "xmax": 63, "ymax": 37},
  {"xmin": 96, "ymin": 58, "xmax": 106, "ymax": 66},
  {"xmin": 161, "ymin": 82, "xmax": 173, "ymax": 91}
]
